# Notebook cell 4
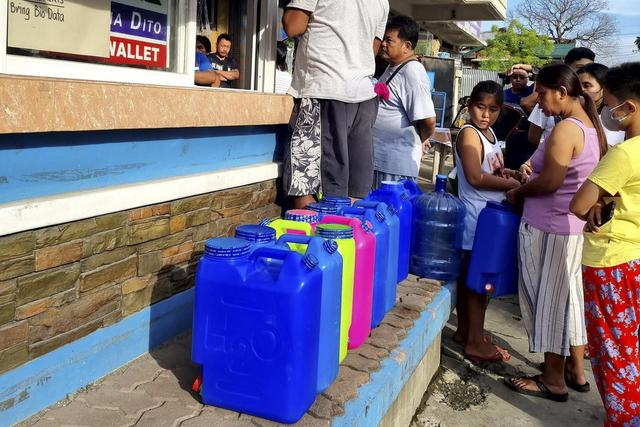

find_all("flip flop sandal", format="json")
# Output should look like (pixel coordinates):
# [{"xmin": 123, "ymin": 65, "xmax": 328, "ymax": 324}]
[
  {"xmin": 464, "ymin": 345, "xmax": 511, "ymax": 363},
  {"xmin": 565, "ymin": 377, "xmax": 590, "ymax": 393},
  {"xmin": 503, "ymin": 375, "xmax": 569, "ymax": 402}
]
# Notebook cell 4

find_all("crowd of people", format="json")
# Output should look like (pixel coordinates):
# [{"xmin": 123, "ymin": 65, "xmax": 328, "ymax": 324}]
[{"xmin": 196, "ymin": 2, "xmax": 639, "ymax": 425}]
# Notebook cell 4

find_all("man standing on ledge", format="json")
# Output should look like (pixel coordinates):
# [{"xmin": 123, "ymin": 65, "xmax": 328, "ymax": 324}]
[
  {"xmin": 283, "ymin": 0, "xmax": 389, "ymax": 208},
  {"xmin": 208, "ymin": 34, "xmax": 240, "ymax": 89}
]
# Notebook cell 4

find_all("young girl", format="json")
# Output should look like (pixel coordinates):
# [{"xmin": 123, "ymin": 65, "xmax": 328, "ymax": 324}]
[
  {"xmin": 570, "ymin": 62, "xmax": 640, "ymax": 426},
  {"xmin": 453, "ymin": 80, "xmax": 521, "ymax": 362}
]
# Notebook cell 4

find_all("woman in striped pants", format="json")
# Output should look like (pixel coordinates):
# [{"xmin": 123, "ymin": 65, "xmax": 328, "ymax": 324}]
[{"xmin": 504, "ymin": 64, "xmax": 608, "ymax": 401}]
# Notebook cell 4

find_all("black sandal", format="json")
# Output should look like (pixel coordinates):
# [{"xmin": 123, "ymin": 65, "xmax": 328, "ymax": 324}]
[
  {"xmin": 565, "ymin": 377, "xmax": 590, "ymax": 393},
  {"xmin": 504, "ymin": 375, "xmax": 569, "ymax": 402}
]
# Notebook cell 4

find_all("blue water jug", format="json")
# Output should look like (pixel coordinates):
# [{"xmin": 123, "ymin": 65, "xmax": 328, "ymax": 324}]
[
  {"xmin": 353, "ymin": 200, "xmax": 400, "ymax": 311},
  {"xmin": 198, "ymin": 246, "xmax": 322, "ymax": 424},
  {"xmin": 340, "ymin": 206, "xmax": 393, "ymax": 328},
  {"xmin": 277, "ymin": 234, "xmax": 342, "ymax": 393},
  {"xmin": 467, "ymin": 201, "xmax": 521, "ymax": 297},
  {"xmin": 234, "ymin": 224, "xmax": 276, "ymax": 247},
  {"xmin": 323, "ymin": 196, "xmax": 352, "ymax": 209},
  {"xmin": 307, "ymin": 202, "xmax": 339, "ymax": 217},
  {"xmin": 192, "ymin": 237, "xmax": 252, "ymax": 365},
  {"xmin": 410, "ymin": 175, "xmax": 465, "ymax": 281},
  {"xmin": 366, "ymin": 181, "xmax": 412, "ymax": 282}
]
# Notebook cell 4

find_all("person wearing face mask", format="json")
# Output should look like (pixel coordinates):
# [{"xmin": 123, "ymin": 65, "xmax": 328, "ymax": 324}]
[
  {"xmin": 577, "ymin": 63, "xmax": 626, "ymax": 146},
  {"xmin": 570, "ymin": 62, "xmax": 640, "ymax": 427}
]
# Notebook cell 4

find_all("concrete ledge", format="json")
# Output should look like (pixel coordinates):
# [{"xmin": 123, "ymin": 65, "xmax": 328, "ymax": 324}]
[
  {"xmin": 8, "ymin": 278, "xmax": 456, "ymax": 426},
  {"xmin": 332, "ymin": 280, "xmax": 454, "ymax": 427}
]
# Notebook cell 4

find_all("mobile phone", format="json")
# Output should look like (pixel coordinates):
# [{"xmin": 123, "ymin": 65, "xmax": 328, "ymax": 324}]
[{"xmin": 600, "ymin": 201, "xmax": 616, "ymax": 225}]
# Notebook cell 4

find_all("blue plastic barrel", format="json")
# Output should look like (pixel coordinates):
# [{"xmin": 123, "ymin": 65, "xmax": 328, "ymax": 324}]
[
  {"xmin": 323, "ymin": 196, "xmax": 352, "ymax": 209},
  {"xmin": 467, "ymin": 201, "xmax": 521, "ymax": 297},
  {"xmin": 307, "ymin": 202, "xmax": 339, "ymax": 216},
  {"xmin": 366, "ymin": 181, "xmax": 412, "ymax": 282},
  {"xmin": 353, "ymin": 200, "xmax": 400, "ymax": 311},
  {"xmin": 410, "ymin": 175, "xmax": 466, "ymax": 281},
  {"xmin": 192, "ymin": 237, "xmax": 252, "ymax": 365},
  {"xmin": 198, "ymin": 246, "xmax": 322, "ymax": 424},
  {"xmin": 340, "ymin": 206, "xmax": 393, "ymax": 328},
  {"xmin": 277, "ymin": 234, "xmax": 342, "ymax": 393}
]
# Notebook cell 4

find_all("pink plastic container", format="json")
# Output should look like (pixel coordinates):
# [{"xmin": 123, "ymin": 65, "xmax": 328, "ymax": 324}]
[{"xmin": 319, "ymin": 214, "xmax": 376, "ymax": 349}]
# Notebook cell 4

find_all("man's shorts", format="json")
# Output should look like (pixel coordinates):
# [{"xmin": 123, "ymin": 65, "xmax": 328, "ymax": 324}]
[
  {"xmin": 319, "ymin": 97, "xmax": 379, "ymax": 199},
  {"xmin": 283, "ymin": 97, "xmax": 378, "ymax": 199}
]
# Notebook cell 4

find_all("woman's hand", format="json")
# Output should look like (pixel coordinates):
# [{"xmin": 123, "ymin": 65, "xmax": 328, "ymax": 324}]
[
  {"xmin": 506, "ymin": 187, "xmax": 523, "ymax": 205},
  {"xmin": 519, "ymin": 163, "xmax": 532, "ymax": 181},
  {"xmin": 585, "ymin": 201, "xmax": 604, "ymax": 233}
]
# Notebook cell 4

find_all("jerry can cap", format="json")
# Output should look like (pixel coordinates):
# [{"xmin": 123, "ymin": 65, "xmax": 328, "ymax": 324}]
[
  {"xmin": 303, "ymin": 253, "xmax": 319, "ymax": 270},
  {"xmin": 235, "ymin": 224, "xmax": 276, "ymax": 244},
  {"xmin": 323, "ymin": 239, "xmax": 338, "ymax": 254},
  {"xmin": 316, "ymin": 223, "xmax": 354, "ymax": 239},
  {"xmin": 204, "ymin": 237, "xmax": 251, "ymax": 258},
  {"xmin": 285, "ymin": 209, "xmax": 319, "ymax": 223},
  {"xmin": 307, "ymin": 202, "xmax": 339, "ymax": 214},
  {"xmin": 322, "ymin": 196, "xmax": 352, "ymax": 207}
]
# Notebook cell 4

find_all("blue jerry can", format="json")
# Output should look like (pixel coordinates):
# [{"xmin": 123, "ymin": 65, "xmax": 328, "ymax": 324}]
[
  {"xmin": 467, "ymin": 201, "xmax": 521, "ymax": 297},
  {"xmin": 195, "ymin": 244, "xmax": 322, "ymax": 424},
  {"xmin": 366, "ymin": 181, "xmax": 412, "ymax": 283},
  {"xmin": 277, "ymin": 234, "xmax": 343, "ymax": 393}
]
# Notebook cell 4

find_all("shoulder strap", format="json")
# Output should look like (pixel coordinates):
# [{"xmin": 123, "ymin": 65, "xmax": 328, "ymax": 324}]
[{"xmin": 385, "ymin": 59, "xmax": 420, "ymax": 85}]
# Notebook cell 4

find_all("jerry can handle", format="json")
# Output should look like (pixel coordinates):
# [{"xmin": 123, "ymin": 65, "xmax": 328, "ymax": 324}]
[
  {"xmin": 321, "ymin": 214, "xmax": 361, "ymax": 226},
  {"xmin": 353, "ymin": 200, "xmax": 378, "ymax": 209},
  {"xmin": 339, "ymin": 207, "xmax": 366, "ymax": 217},
  {"xmin": 277, "ymin": 233, "xmax": 312, "ymax": 246},
  {"xmin": 249, "ymin": 246, "xmax": 291, "ymax": 262}
]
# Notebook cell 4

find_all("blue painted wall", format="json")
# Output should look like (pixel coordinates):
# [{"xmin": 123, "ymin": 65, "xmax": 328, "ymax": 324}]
[{"xmin": 0, "ymin": 126, "xmax": 284, "ymax": 204}]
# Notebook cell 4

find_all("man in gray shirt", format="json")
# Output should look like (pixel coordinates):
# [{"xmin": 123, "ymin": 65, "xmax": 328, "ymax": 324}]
[{"xmin": 283, "ymin": 0, "xmax": 389, "ymax": 208}]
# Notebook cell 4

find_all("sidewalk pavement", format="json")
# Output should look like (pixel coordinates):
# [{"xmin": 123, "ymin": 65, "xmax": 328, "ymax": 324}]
[{"xmin": 412, "ymin": 295, "xmax": 605, "ymax": 427}]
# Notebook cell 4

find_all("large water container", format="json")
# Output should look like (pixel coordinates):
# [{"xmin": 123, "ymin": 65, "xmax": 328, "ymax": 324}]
[
  {"xmin": 366, "ymin": 181, "xmax": 412, "ymax": 283},
  {"xmin": 340, "ymin": 206, "xmax": 392, "ymax": 328},
  {"xmin": 323, "ymin": 196, "xmax": 352, "ymax": 209},
  {"xmin": 192, "ymin": 237, "xmax": 252, "ymax": 365},
  {"xmin": 277, "ymin": 234, "xmax": 342, "ymax": 392},
  {"xmin": 315, "ymin": 224, "xmax": 355, "ymax": 362},
  {"xmin": 319, "ymin": 215, "xmax": 375, "ymax": 349},
  {"xmin": 410, "ymin": 175, "xmax": 465, "ymax": 281},
  {"xmin": 234, "ymin": 224, "xmax": 276, "ymax": 247},
  {"xmin": 353, "ymin": 200, "xmax": 400, "ymax": 311},
  {"xmin": 467, "ymin": 202, "xmax": 521, "ymax": 297},
  {"xmin": 198, "ymin": 246, "xmax": 322, "ymax": 424},
  {"xmin": 267, "ymin": 218, "xmax": 313, "ymax": 238}
]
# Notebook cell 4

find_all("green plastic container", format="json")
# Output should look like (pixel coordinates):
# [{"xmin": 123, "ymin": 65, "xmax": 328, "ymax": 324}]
[{"xmin": 316, "ymin": 223, "xmax": 355, "ymax": 362}]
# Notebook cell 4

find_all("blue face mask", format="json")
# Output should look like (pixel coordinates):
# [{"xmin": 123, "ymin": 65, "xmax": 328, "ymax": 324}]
[{"xmin": 600, "ymin": 103, "xmax": 629, "ymax": 132}]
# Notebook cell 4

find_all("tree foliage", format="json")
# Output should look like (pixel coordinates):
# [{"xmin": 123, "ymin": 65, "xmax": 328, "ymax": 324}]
[
  {"xmin": 635, "ymin": 37, "xmax": 640, "ymax": 52},
  {"xmin": 517, "ymin": 0, "xmax": 616, "ymax": 49},
  {"xmin": 479, "ymin": 20, "xmax": 554, "ymax": 72}
]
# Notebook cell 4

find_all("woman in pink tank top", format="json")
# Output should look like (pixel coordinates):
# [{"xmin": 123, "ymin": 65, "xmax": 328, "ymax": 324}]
[{"xmin": 504, "ymin": 64, "xmax": 608, "ymax": 402}]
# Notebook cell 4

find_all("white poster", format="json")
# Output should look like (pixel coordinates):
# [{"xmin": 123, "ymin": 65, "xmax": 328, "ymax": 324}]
[{"xmin": 8, "ymin": 0, "xmax": 112, "ymax": 58}]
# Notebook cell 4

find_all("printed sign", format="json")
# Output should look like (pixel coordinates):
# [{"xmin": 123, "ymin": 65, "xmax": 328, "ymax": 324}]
[
  {"xmin": 7, "ymin": 0, "xmax": 111, "ymax": 58},
  {"xmin": 109, "ymin": 0, "xmax": 169, "ymax": 68}
]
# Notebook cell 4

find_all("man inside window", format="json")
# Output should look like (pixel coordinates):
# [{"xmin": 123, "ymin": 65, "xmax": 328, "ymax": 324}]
[{"xmin": 208, "ymin": 34, "xmax": 240, "ymax": 89}]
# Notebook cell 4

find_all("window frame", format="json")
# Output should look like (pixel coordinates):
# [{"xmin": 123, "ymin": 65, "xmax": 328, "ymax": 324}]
[{"xmin": 0, "ymin": 0, "xmax": 198, "ymax": 87}]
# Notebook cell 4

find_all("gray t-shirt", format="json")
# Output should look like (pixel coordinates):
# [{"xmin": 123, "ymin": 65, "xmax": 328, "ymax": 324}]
[
  {"xmin": 286, "ymin": 0, "xmax": 389, "ymax": 103},
  {"xmin": 373, "ymin": 61, "xmax": 436, "ymax": 177}
]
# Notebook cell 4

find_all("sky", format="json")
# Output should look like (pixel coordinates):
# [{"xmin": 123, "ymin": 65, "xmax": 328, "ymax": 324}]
[{"xmin": 481, "ymin": 0, "xmax": 640, "ymax": 66}]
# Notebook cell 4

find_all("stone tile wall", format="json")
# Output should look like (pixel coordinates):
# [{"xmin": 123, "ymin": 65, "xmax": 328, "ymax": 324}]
[{"xmin": 0, "ymin": 180, "xmax": 281, "ymax": 374}]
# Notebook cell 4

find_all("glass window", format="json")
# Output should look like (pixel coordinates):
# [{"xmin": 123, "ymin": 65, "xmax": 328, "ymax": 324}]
[{"xmin": 2, "ymin": 0, "xmax": 194, "ymax": 86}]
